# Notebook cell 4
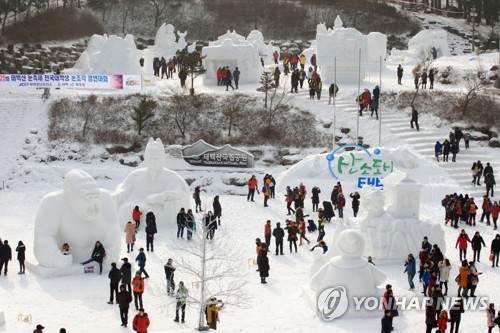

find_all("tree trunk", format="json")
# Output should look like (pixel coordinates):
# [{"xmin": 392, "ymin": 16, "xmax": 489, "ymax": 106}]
[
  {"xmin": 122, "ymin": 6, "xmax": 129, "ymax": 34},
  {"xmin": 228, "ymin": 118, "xmax": 232, "ymax": 137},
  {"xmin": 2, "ymin": 11, "xmax": 8, "ymax": 34}
]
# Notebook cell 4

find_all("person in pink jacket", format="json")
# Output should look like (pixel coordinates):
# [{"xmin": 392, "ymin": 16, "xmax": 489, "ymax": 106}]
[
  {"xmin": 487, "ymin": 303, "xmax": 496, "ymax": 333},
  {"xmin": 125, "ymin": 221, "xmax": 136, "ymax": 253}
]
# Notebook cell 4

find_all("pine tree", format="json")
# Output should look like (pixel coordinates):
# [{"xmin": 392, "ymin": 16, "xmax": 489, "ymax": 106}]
[
  {"xmin": 130, "ymin": 97, "xmax": 157, "ymax": 135},
  {"xmin": 182, "ymin": 51, "xmax": 206, "ymax": 96},
  {"xmin": 256, "ymin": 71, "xmax": 277, "ymax": 108}
]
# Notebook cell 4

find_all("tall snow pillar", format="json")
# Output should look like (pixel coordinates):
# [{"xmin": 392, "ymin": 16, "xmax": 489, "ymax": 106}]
[{"xmin": 383, "ymin": 171, "xmax": 423, "ymax": 219}]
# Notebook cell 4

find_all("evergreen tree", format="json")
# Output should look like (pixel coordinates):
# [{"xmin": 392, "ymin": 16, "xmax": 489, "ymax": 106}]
[
  {"xmin": 182, "ymin": 51, "xmax": 206, "ymax": 96},
  {"xmin": 131, "ymin": 97, "xmax": 157, "ymax": 135},
  {"xmin": 256, "ymin": 71, "xmax": 277, "ymax": 108}
]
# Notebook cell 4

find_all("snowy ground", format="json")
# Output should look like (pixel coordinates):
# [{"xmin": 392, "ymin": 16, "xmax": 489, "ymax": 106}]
[{"xmin": 0, "ymin": 29, "xmax": 499, "ymax": 333}]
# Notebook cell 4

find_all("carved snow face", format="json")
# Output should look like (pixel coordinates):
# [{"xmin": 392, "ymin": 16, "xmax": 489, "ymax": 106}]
[
  {"xmin": 337, "ymin": 229, "xmax": 364, "ymax": 259},
  {"xmin": 144, "ymin": 139, "xmax": 165, "ymax": 170},
  {"xmin": 64, "ymin": 170, "xmax": 102, "ymax": 221}
]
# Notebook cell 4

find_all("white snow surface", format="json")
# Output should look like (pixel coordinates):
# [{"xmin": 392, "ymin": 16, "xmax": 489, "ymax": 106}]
[{"xmin": 0, "ymin": 17, "xmax": 499, "ymax": 333}]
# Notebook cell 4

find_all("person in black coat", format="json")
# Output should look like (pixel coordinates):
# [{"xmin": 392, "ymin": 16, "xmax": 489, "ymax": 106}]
[
  {"xmin": 120, "ymin": 257, "xmax": 132, "ymax": 293},
  {"xmin": 349, "ymin": 192, "xmax": 361, "ymax": 217},
  {"xmin": 213, "ymin": 196, "xmax": 222, "ymax": 226},
  {"xmin": 311, "ymin": 186, "xmax": 321, "ymax": 212},
  {"xmin": 257, "ymin": 249, "xmax": 270, "ymax": 284},
  {"xmin": 442, "ymin": 140, "xmax": 451, "ymax": 162},
  {"xmin": 410, "ymin": 107, "xmax": 419, "ymax": 131},
  {"xmin": 176, "ymin": 208, "xmax": 187, "ymax": 239},
  {"xmin": 425, "ymin": 302, "xmax": 437, "ymax": 333},
  {"xmin": 290, "ymin": 69, "xmax": 299, "ymax": 93},
  {"xmin": 449, "ymin": 298, "xmax": 464, "ymax": 333},
  {"xmin": 381, "ymin": 310, "xmax": 392, "ymax": 333},
  {"xmin": 117, "ymin": 284, "xmax": 133, "ymax": 327},
  {"xmin": 450, "ymin": 141, "xmax": 458, "ymax": 162},
  {"xmin": 272, "ymin": 222, "xmax": 285, "ymax": 255},
  {"xmin": 205, "ymin": 211, "xmax": 217, "ymax": 241},
  {"xmin": 164, "ymin": 258, "xmax": 176, "ymax": 296},
  {"xmin": 80, "ymin": 240, "xmax": 106, "ymax": 275},
  {"xmin": 322, "ymin": 201, "xmax": 335, "ymax": 222},
  {"xmin": 16, "ymin": 240, "xmax": 26, "ymax": 274},
  {"xmin": 145, "ymin": 215, "xmax": 157, "ymax": 252},
  {"xmin": 491, "ymin": 234, "xmax": 500, "ymax": 267},
  {"xmin": 471, "ymin": 231, "xmax": 486, "ymax": 262},
  {"xmin": 108, "ymin": 262, "xmax": 122, "ymax": 304},
  {"xmin": 194, "ymin": 186, "xmax": 203, "ymax": 213},
  {"xmin": 0, "ymin": 240, "xmax": 12, "ymax": 276}
]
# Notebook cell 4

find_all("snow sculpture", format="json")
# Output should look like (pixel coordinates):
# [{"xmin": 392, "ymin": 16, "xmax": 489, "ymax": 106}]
[
  {"xmin": 358, "ymin": 171, "xmax": 445, "ymax": 261},
  {"xmin": 33, "ymin": 169, "xmax": 120, "ymax": 268},
  {"xmin": 308, "ymin": 229, "xmax": 386, "ymax": 317},
  {"xmin": 308, "ymin": 219, "xmax": 351, "ymax": 280},
  {"xmin": 155, "ymin": 23, "xmax": 177, "ymax": 51},
  {"xmin": 315, "ymin": 17, "xmax": 387, "ymax": 83},
  {"xmin": 334, "ymin": 15, "xmax": 343, "ymax": 29},
  {"xmin": 114, "ymin": 138, "xmax": 191, "ymax": 228},
  {"xmin": 202, "ymin": 37, "xmax": 261, "ymax": 85},
  {"xmin": 72, "ymin": 34, "xmax": 142, "ymax": 75},
  {"xmin": 246, "ymin": 30, "xmax": 279, "ymax": 64},
  {"xmin": 177, "ymin": 30, "xmax": 188, "ymax": 51},
  {"xmin": 187, "ymin": 41, "xmax": 197, "ymax": 53},
  {"xmin": 408, "ymin": 29, "xmax": 451, "ymax": 58}
]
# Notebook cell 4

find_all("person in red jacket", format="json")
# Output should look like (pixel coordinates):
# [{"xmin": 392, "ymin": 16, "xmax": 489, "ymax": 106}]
[
  {"xmin": 455, "ymin": 229, "xmax": 472, "ymax": 262},
  {"xmin": 272, "ymin": 51, "xmax": 279, "ymax": 64},
  {"xmin": 492, "ymin": 201, "xmax": 499, "ymax": 230},
  {"xmin": 133, "ymin": 308, "xmax": 150, "ymax": 333},
  {"xmin": 133, "ymin": 206, "xmax": 142, "ymax": 231},
  {"xmin": 359, "ymin": 89, "xmax": 371, "ymax": 116},
  {"xmin": 247, "ymin": 175, "xmax": 258, "ymax": 202}
]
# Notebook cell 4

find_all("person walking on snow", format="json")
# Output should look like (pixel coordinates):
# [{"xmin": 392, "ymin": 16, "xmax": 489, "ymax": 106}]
[
  {"xmin": 135, "ymin": 248, "xmax": 149, "ymax": 279},
  {"xmin": 247, "ymin": 175, "xmax": 258, "ymax": 202},
  {"xmin": 455, "ymin": 230, "xmax": 471, "ymax": 262},
  {"xmin": 108, "ymin": 262, "xmax": 121, "ymax": 304},
  {"xmin": 164, "ymin": 258, "xmax": 176, "ymax": 296},
  {"xmin": 174, "ymin": 281, "xmax": 189, "ymax": 323},
  {"xmin": 397, "ymin": 64, "xmax": 403, "ymax": 85},
  {"xmin": 273, "ymin": 222, "xmax": 285, "ymax": 255},
  {"xmin": 410, "ymin": 107, "xmax": 419, "ymax": 131},
  {"xmin": 435, "ymin": 141, "xmax": 442, "ymax": 162}
]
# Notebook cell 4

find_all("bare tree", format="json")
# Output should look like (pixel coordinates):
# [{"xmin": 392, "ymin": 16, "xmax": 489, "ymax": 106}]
[
  {"xmin": 168, "ymin": 197, "xmax": 250, "ymax": 330},
  {"xmin": 265, "ymin": 82, "xmax": 293, "ymax": 136},
  {"xmin": 78, "ymin": 94, "xmax": 98, "ymax": 139},
  {"xmin": 410, "ymin": 46, "xmax": 434, "ymax": 107},
  {"xmin": 165, "ymin": 86, "xmax": 191, "ymax": 139},
  {"xmin": 149, "ymin": 0, "xmax": 168, "ymax": 27},
  {"xmin": 456, "ymin": 62, "xmax": 488, "ymax": 116},
  {"xmin": 221, "ymin": 94, "xmax": 249, "ymax": 137}
]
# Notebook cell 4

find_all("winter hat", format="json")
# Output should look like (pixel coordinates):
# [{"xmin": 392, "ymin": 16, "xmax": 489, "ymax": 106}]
[
  {"xmin": 461, "ymin": 229, "xmax": 465, "ymax": 233},
  {"xmin": 36, "ymin": 324, "xmax": 45, "ymax": 330},
  {"xmin": 121, "ymin": 258, "xmax": 128, "ymax": 262},
  {"xmin": 138, "ymin": 308, "xmax": 145, "ymax": 312}
]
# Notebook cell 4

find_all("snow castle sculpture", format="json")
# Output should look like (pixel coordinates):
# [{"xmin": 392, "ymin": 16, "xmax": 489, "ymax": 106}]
[
  {"xmin": 315, "ymin": 16, "xmax": 387, "ymax": 83},
  {"xmin": 358, "ymin": 172, "xmax": 445, "ymax": 261},
  {"xmin": 33, "ymin": 169, "xmax": 121, "ymax": 269},
  {"xmin": 202, "ymin": 30, "xmax": 263, "ymax": 85},
  {"xmin": 114, "ymin": 138, "xmax": 191, "ymax": 229}
]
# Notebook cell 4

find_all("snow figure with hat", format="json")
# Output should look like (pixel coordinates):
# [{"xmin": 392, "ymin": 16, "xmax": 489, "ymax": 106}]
[
  {"xmin": 309, "ymin": 229, "xmax": 386, "ymax": 317},
  {"xmin": 33, "ymin": 169, "xmax": 121, "ymax": 268},
  {"xmin": 114, "ymin": 138, "xmax": 191, "ymax": 229}
]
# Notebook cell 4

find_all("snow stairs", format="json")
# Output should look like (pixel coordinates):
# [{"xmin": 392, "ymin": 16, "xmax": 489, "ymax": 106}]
[
  {"xmin": 0, "ymin": 92, "xmax": 43, "ymax": 182},
  {"xmin": 381, "ymin": 111, "xmax": 492, "ymax": 199}
]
